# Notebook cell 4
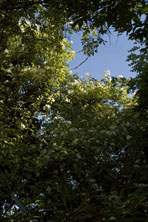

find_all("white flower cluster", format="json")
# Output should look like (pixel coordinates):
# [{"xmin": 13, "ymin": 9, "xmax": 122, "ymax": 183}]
[
  {"xmin": 108, "ymin": 77, "xmax": 112, "ymax": 81},
  {"xmin": 71, "ymin": 50, "xmax": 75, "ymax": 54},
  {"xmin": 43, "ymin": 104, "xmax": 51, "ymax": 111},
  {"xmin": 42, "ymin": 95, "xmax": 56, "ymax": 111},
  {"xmin": 47, "ymin": 97, "xmax": 55, "ymax": 104},
  {"xmin": 117, "ymin": 75, "xmax": 124, "ymax": 79},
  {"xmin": 37, "ymin": 95, "xmax": 44, "ymax": 101},
  {"xmin": 53, "ymin": 116, "xmax": 63, "ymax": 120},
  {"xmin": 96, "ymin": 82, "xmax": 104, "ymax": 88},
  {"xmin": 20, "ymin": 123, "xmax": 26, "ymax": 129},
  {"xmin": 68, "ymin": 90, "xmax": 74, "ymax": 95},
  {"xmin": 85, "ymin": 72, "xmax": 92, "ymax": 78},
  {"xmin": 64, "ymin": 97, "xmax": 71, "ymax": 103},
  {"xmin": 79, "ymin": 88, "xmax": 88, "ymax": 95},
  {"xmin": 43, "ymin": 104, "xmax": 51, "ymax": 110},
  {"xmin": 71, "ymin": 79, "xmax": 81, "ymax": 86}
]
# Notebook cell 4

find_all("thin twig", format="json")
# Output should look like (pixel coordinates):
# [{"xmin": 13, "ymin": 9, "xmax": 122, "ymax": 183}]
[
  {"xmin": 75, "ymin": 49, "xmax": 84, "ymax": 54},
  {"xmin": 69, "ymin": 57, "xmax": 88, "ymax": 71}
]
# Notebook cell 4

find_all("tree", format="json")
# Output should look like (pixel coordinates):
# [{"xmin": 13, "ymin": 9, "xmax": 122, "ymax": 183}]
[
  {"xmin": 0, "ymin": 0, "xmax": 148, "ymax": 221},
  {"xmin": 127, "ymin": 43, "xmax": 148, "ymax": 114},
  {"xmin": 0, "ymin": 12, "xmax": 73, "ymax": 218},
  {"xmin": 1, "ymin": 70, "xmax": 148, "ymax": 221},
  {"xmin": 32, "ymin": 74, "xmax": 148, "ymax": 222},
  {"xmin": 1, "ymin": 0, "xmax": 148, "ymax": 55}
]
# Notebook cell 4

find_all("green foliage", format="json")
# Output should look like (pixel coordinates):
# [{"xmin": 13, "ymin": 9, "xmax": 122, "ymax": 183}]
[
  {"xmin": 0, "ymin": 3, "xmax": 73, "ymax": 218},
  {"xmin": 0, "ymin": 0, "xmax": 148, "ymax": 55},
  {"xmin": 0, "ymin": 0, "xmax": 148, "ymax": 221},
  {"xmin": 1, "ymin": 68, "xmax": 148, "ymax": 221},
  {"xmin": 127, "ymin": 43, "xmax": 148, "ymax": 117}
]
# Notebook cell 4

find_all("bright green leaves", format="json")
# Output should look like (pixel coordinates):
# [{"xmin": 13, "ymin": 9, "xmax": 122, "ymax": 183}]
[
  {"xmin": 0, "ymin": 1, "xmax": 74, "ymax": 218},
  {"xmin": 0, "ymin": 0, "xmax": 148, "ymax": 221}
]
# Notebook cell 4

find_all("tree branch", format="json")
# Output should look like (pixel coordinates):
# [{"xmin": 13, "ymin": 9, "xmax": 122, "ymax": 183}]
[{"xmin": 69, "ymin": 57, "xmax": 88, "ymax": 71}]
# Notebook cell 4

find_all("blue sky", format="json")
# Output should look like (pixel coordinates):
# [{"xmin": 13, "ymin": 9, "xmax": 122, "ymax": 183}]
[{"xmin": 69, "ymin": 32, "xmax": 136, "ymax": 80}]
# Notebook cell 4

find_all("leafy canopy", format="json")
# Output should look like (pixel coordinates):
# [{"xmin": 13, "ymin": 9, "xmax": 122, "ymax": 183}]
[{"xmin": 0, "ymin": 0, "xmax": 148, "ymax": 221}]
